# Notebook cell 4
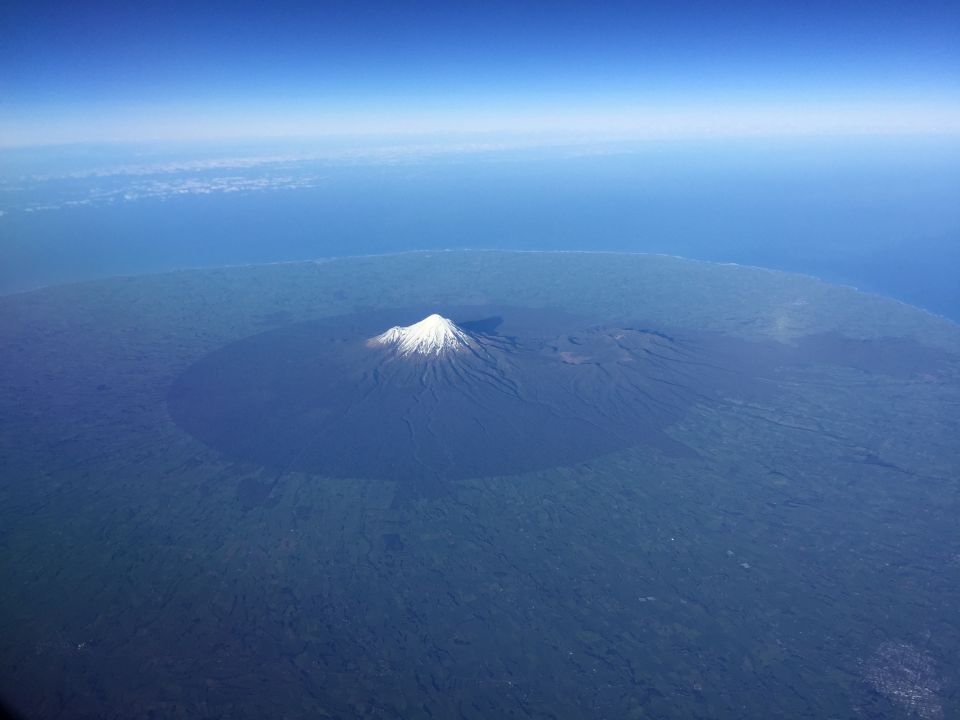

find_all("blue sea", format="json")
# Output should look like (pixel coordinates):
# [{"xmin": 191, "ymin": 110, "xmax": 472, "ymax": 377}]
[{"xmin": 2, "ymin": 135, "xmax": 958, "ymax": 319}]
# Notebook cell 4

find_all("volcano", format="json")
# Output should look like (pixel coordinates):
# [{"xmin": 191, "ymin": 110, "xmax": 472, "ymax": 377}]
[
  {"xmin": 369, "ymin": 313, "xmax": 473, "ymax": 356},
  {"xmin": 168, "ymin": 306, "xmax": 798, "ymax": 490}
]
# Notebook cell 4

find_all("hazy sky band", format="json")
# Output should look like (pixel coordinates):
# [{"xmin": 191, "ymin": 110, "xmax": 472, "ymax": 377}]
[
  {"xmin": 2, "ymin": 0, "xmax": 958, "ymax": 146},
  {"xmin": 3, "ymin": 101, "xmax": 959, "ymax": 148}
]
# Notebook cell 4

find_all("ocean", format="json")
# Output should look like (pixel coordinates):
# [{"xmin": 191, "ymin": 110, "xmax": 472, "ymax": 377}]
[{"xmin": 1, "ymin": 136, "xmax": 958, "ymax": 319}]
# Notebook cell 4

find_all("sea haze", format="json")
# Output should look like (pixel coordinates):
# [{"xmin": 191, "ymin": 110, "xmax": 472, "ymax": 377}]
[{"xmin": 1, "ymin": 136, "xmax": 958, "ymax": 319}]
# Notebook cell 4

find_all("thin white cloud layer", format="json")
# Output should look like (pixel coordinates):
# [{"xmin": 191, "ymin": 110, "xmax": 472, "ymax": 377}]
[{"xmin": 8, "ymin": 174, "xmax": 323, "ymax": 215}]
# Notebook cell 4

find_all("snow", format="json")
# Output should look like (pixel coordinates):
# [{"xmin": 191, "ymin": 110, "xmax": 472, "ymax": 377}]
[{"xmin": 370, "ymin": 314, "xmax": 472, "ymax": 357}]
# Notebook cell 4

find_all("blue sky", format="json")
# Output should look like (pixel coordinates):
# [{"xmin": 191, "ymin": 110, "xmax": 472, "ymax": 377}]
[{"xmin": 2, "ymin": 0, "xmax": 959, "ymax": 145}]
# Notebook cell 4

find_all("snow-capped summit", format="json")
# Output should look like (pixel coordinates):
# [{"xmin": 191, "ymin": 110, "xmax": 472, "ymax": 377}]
[{"xmin": 369, "ymin": 314, "xmax": 472, "ymax": 357}]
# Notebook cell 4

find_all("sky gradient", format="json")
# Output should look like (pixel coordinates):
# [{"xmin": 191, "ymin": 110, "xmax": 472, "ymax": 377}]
[{"xmin": 2, "ymin": 0, "xmax": 959, "ymax": 145}]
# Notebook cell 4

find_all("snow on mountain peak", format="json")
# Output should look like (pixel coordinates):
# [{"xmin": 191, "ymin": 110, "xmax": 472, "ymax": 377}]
[{"xmin": 369, "ymin": 314, "xmax": 472, "ymax": 357}]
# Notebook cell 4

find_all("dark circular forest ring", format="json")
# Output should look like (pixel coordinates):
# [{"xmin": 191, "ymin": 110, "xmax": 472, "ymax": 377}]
[
  {"xmin": 167, "ymin": 304, "xmax": 950, "ymax": 484},
  {"xmin": 167, "ymin": 305, "xmax": 776, "ymax": 483}
]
